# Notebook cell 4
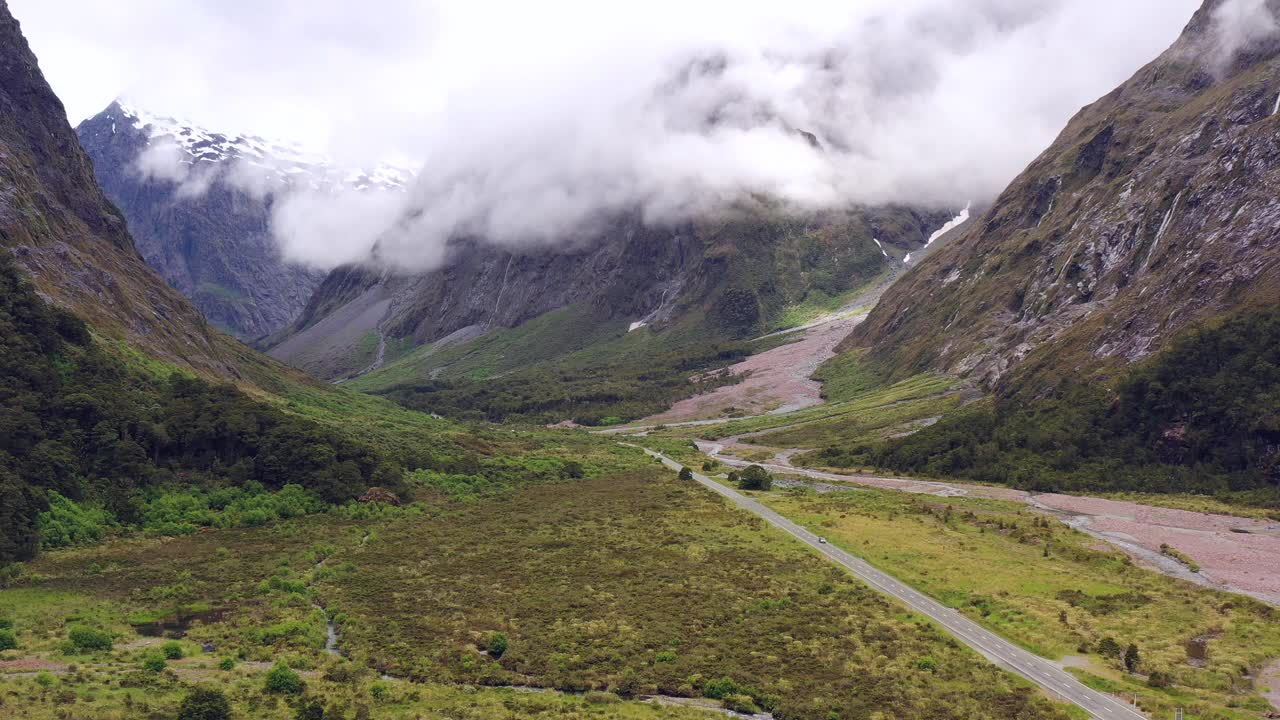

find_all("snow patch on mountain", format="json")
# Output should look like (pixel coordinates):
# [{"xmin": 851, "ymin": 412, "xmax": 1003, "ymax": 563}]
[{"xmin": 109, "ymin": 100, "xmax": 415, "ymax": 194}]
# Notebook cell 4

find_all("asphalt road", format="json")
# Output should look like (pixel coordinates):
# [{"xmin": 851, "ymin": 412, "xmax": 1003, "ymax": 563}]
[{"xmin": 635, "ymin": 446, "xmax": 1148, "ymax": 720}]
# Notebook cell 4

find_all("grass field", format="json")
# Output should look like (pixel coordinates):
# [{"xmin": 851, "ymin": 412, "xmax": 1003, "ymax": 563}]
[
  {"xmin": 1, "ymin": 465, "xmax": 1079, "ymax": 720},
  {"xmin": 317, "ymin": 468, "xmax": 1072, "ymax": 720},
  {"xmin": 747, "ymin": 486, "xmax": 1280, "ymax": 720}
]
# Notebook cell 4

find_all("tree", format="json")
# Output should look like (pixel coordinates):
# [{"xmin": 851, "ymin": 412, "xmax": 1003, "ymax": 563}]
[
  {"xmin": 1124, "ymin": 643, "xmax": 1140, "ymax": 672},
  {"xmin": 264, "ymin": 662, "xmax": 304, "ymax": 694},
  {"xmin": 678, "ymin": 467, "xmax": 693, "ymax": 481},
  {"xmin": 1096, "ymin": 636, "xmax": 1121, "ymax": 658},
  {"xmin": 177, "ymin": 688, "xmax": 231, "ymax": 720},
  {"xmin": 737, "ymin": 465, "xmax": 773, "ymax": 491}
]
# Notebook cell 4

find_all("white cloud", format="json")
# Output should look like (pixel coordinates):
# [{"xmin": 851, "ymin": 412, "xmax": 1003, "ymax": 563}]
[
  {"xmin": 14, "ymin": 0, "xmax": 1204, "ymax": 271},
  {"xmin": 1209, "ymin": 0, "xmax": 1280, "ymax": 72}
]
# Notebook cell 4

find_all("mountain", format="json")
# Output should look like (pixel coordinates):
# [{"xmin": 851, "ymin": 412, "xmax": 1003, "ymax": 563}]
[
  {"xmin": 833, "ymin": 0, "xmax": 1280, "ymax": 501},
  {"xmin": 0, "ymin": 1, "xmax": 428, "ymax": 565},
  {"xmin": 849, "ymin": 0, "xmax": 1280, "ymax": 389},
  {"xmin": 0, "ymin": 7, "xmax": 259, "ymax": 378},
  {"xmin": 265, "ymin": 203, "xmax": 954, "ymax": 421},
  {"xmin": 74, "ymin": 102, "xmax": 411, "ymax": 338}
]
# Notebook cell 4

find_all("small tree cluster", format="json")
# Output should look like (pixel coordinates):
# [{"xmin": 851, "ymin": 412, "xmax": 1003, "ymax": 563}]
[{"xmin": 737, "ymin": 465, "xmax": 773, "ymax": 491}]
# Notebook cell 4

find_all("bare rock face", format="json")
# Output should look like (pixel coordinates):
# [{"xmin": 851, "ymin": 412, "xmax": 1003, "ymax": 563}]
[
  {"xmin": 75, "ymin": 103, "xmax": 328, "ymax": 339},
  {"xmin": 849, "ymin": 0, "xmax": 1280, "ymax": 393}
]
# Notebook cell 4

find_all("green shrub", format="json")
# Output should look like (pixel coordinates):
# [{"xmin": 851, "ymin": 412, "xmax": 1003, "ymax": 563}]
[
  {"xmin": 560, "ymin": 461, "xmax": 585, "ymax": 479},
  {"xmin": 0, "ymin": 629, "xmax": 17, "ymax": 650},
  {"xmin": 702, "ymin": 676, "xmax": 740, "ymax": 700},
  {"xmin": 1124, "ymin": 643, "xmax": 1141, "ymax": 672},
  {"xmin": 177, "ymin": 687, "xmax": 231, "ymax": 720},
  {"xmin": 263, "ymin": 662, "xmax": 304, "ymax": 694},
  {"xmin": 585, "ymin": 690, "xmax": 621, "ymax": 704},
  {"xmin": 37, "ymin": 493, "xmax": 113, "ymax": 549},
  {"xmin": 162, "ymin": 641, "xmax": 184, "ymax": 659},
  {"xmin": 0, "ymin": 618, "xmax": 12, "ymax": 630},
  {"xmin": 655, "ymin": 649, "xmax": 677, "ymax": 663},
  {"xmin": 487, "ymin": 631, "xmax": 509, "ymax": 658},
  {"xmin": 67, "ymin": 626, "xmax": 112, "ymax": 651},
  {"xmin": 34, "ymin": 672, "xmax": 55, "ymax": 688},
  {"xmin": 678, "ymin": 467, "xmax": 693, "ymax": 481},
  {"xmin": 217, "ymin": 657, "xmax": 235, "ymax": 671},
  {"xmin": 723, "ymin": 694, "xmax": 761, "ymax": 714},
  {"xmin": 142, "ymin": 652, "xmax": 166, "ymax": 673},
  {"xmin": 916, "ymin": 656, "xmax": 938, "ymax": 672},
  {"xmin": 1097, "ymin": 637, "xmax": 1121, "ymax": 657}
]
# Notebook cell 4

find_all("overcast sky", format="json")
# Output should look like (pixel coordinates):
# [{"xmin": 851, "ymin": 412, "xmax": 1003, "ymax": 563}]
[{"xmin": 11, "ymin": 0, "xmax": 1211, "ymax": 270}]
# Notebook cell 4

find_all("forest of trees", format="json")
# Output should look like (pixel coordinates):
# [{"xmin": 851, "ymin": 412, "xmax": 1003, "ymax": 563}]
[
  {"xmin": 0, "ymin": 258, "xmax": 403, "ymax": 565},
  {"xmin": 820, "ymin": 307, "xmax": 1280, "ymax": 507}
]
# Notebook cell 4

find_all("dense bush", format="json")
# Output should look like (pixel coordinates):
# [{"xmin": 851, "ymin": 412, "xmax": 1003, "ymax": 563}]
[
  {"xmin": 737, "ymin": 465, "xmax": 773, "ymax": 491},
  {"xmin": 177, "ymin": 688, "xmax": 231, "ymax": 720},
  {"xmin": 67, "ymin": 626, "xmax": 112, "ymax": 652},
  {"xmin": 264, "ymin": 662, "xmax": 304, "ymax": 694},
  {"xmin": 0, "ymin": 629, "xmax": 16, "ymax": 650},
  {"xmin": 162, "ymin": 641, "xmax": 184, "ymax": 659},
  {"xmin": 825, "ymin": 308, "xmax": 1280, "ymax": 506},
  {"xmin": 142, "ymin": 651, "xmax": 167, "ymax": 673},
  {"xmin": 0, "ymin": 255, "xmax": 406, "ymax": 564}
]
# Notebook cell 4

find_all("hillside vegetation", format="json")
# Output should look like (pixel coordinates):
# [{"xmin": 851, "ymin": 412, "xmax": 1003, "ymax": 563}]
[
  {"xmin": 821, "ymin": 308, "xmax": 1280, "ymax": 507},
  {"xmin": 0, "ymin": 256, "xmax": 412, "ymax": 565}
]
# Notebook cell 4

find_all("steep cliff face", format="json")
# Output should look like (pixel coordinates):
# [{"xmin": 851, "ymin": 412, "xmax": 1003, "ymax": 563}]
[
  {"xmin": 0, "ymin": 3, "xmax": 247, "ymax": 376},
  {"xmin": 267, "ymin": 204, "xmax": 951, "ymax": 380},
  {"xmin": 75, "ymin": 103, "xmax": 328, "ymax": 338},
  {"xmin": 848, "ymin": 0, "xmax": 1280, "ymax": 393}
]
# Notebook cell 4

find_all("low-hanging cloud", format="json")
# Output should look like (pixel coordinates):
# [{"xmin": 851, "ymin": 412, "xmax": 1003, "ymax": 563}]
[
  {"xmin": 1209, "ymin": 0, "xmax": 1280, "ymax": 72},
  {"xmin": 26, "ymin": 0, "xmax": 1227, "ymax": 272},
  {"xmin": 344, "ymin": 0, "xmax": 1208, "ymax": 271}
]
